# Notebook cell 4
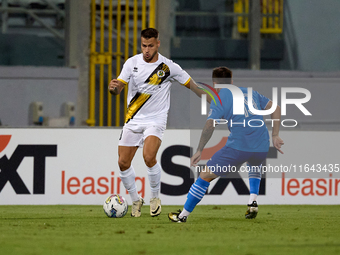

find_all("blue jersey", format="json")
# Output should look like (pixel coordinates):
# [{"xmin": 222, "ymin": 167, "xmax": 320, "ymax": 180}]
[{"xmin": 208, "ymin": 87, "xmax": 270, "ymax": 152}]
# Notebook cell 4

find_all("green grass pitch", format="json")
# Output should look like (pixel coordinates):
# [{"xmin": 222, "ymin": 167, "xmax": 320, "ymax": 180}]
[{"xmin": 0, "ymin": 205, "xmax": 339, "ymax": 255}]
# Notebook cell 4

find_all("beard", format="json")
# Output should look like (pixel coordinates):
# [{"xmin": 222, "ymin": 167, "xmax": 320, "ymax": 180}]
[{"xmin": 143, "ymin": 51, "xmax": 157, "ymax": 62}]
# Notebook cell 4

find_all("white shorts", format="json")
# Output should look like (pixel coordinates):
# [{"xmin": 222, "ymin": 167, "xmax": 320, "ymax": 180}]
[{"xmin": 118, "ymin": 123, "xmax": 166, "ymax": 147}]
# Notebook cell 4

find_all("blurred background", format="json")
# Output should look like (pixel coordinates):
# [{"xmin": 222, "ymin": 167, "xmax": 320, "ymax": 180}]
[{"xmin": 0, "ymin": 0, "xmax": 339, "ymax": 129}]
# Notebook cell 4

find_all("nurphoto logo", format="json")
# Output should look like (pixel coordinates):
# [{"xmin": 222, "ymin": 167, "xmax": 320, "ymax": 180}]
[{"xmin": 199, "ymin": 84, "xmax": 312, "ymax": 128}]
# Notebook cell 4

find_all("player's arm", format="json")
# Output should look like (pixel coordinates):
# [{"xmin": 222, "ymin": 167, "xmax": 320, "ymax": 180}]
[
  {"xmin": 191, "ymin": 119, "xmax": 215, "ymax": 166},
  {"xmin": 185, "ymin": 78, "xmax": 212, "ymax": 104},
  {"xmin": 108, "ymin": 79, "xmax": 126, "ymax": 95},
  {"xmin": 266, "ymin": 101, "xmax": 284, "ymax": 154}
]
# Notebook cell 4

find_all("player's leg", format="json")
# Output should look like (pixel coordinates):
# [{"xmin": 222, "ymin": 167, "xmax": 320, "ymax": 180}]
[
  {"xmin": 245, "ymin": 151, "xmax": 268, "ymax": 219},
  {"xmin": 168, "ymin": 146, "xmax": 236, "ymax": 222},
  {"xmin": 169, "ymin": 146, "xmax": 249, "ymax": 222},
  {"xmin": 118, "ymin": 125, "xmax": 144, "ymax": 217},
  {"xmin": 168, "ymin": 167, "xmax": 218, "ymax": 222},
  {"xmin": 118, "ymin": 145, "xmax": 144, "ymax": 217},
  {"xmin": 143, "ymin": 135, "xmax": 163, "ymax": 216},
  {"xmin": 245, "ymin": 162, "xmax": 261, "ymax": 219},
  {"xmin": 247, "ymin": 163, "xmax": 262, "ymax": 205}
]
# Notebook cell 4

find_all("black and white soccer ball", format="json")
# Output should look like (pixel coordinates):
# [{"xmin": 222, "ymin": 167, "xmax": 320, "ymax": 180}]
[{"xmin": 103, "ymin": 194, "xmax": 128, "ymax": 218}]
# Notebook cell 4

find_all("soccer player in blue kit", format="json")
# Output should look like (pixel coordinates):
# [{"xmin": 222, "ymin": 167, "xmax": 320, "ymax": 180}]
[{"xmin": 168, "ymin": 66, "xmax": 284, "ymax": 222}]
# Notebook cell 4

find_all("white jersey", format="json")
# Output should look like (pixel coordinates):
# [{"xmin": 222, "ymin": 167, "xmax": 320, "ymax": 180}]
[{"xmin": 117, "ymin": 53, "xmax": 191, "ymax": 126}]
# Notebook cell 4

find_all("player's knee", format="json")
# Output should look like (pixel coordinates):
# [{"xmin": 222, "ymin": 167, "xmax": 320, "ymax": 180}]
[
  {"xmin": 201, "ymin": 177, "xmax": 213, "ymax": 182},
  {"xmin": 118, "ymin": 158, "xmax": 131, "ymax": 171},
  {"xmin": 143, "ymin": 155, "xmax": 157, "ymax": 168},
  {"xmin": 200, "ymin": 170, "xmax": 215, "ymax": 182}
]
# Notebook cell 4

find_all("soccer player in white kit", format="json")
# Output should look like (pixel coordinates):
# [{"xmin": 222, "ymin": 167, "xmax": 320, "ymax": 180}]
[{"xmin": 108, "ymin": 28, "xmax": 208, "ymax": 217}]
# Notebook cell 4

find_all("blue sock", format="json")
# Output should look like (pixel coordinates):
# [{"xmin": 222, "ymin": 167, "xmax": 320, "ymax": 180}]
[
  {"xmin": 184, "ymin": 177, "xmax": 210, "ymax": 213},
  {"xmin": 248, "ymin": 166, "xmax": 262, "ymax": 194},
  {"xmin": 249, "ymin": 178, "xmax": 261, "ymax": 194}
]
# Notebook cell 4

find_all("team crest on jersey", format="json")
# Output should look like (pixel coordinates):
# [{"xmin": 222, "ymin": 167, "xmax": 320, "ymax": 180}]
[
  {"xmin": 157, "ymin": 70, "xmax": 165, "ymax": 78},
  {"xmin": 145, "ymin": 62, "xmax": 170, "ymax": 86}
]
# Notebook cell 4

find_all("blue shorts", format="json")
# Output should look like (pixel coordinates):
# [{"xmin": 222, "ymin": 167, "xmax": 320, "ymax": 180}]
[{"xmin": 206, "ymin": 146, "xmax": 268, "ymax": 177}]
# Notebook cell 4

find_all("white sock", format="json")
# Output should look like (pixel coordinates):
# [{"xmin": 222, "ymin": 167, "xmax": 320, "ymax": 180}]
[
  {"xmin": 248, "ymin": 193, "xmax": 257, "ymax": 205},
  {"xmin": 147, "ymin": 162, "xmax": 161, "ymax": 198},
  {"xmin": 179, "ymin": 208, "xmax": 190, "ymax": 219},
  {"xmin": 120, "ymin": 166, "xmax": 139, "ymax": 202}
]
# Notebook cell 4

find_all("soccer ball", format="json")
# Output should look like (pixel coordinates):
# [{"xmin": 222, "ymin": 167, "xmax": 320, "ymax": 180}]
[{"xmin": 103, "ymin": 194, "xmax": 128, "ymax": 218}]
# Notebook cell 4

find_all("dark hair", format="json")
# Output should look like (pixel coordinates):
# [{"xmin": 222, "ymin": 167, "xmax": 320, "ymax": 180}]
[
  {"xmin": 141, "ymin": 28, "xmax": 159, "ymax": 39},
  {"xmin": 212, "ymin": 66, "xmax": 232, "ymax": 84}
]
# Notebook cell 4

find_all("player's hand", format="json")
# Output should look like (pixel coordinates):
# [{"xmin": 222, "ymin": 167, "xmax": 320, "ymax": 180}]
[
  {"xmin": 272, "ymin": 135, "xmax": 284, "ymax": 154},
  {"xmin": 191, "ymin": 151, "xmax": 202, "ymax": 167},
  {"xmin": 108, "ymin": 79, "xmax": 119, "ymax": 95}
]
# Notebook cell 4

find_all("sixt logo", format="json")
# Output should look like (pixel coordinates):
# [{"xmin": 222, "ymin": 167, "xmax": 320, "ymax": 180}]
[{"xmin": 0, "ymin": 135, "xmax": 57, "ymax": 194}]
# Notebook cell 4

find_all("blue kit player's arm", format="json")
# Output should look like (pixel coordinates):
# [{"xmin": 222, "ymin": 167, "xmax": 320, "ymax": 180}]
[
  {"xmin": 266, "ymin": 100, "xmax": 284, "ymax": 154},
  {"xmin": 253, "ymin": 90, "xmax": 284, "ymax": 153},
  {"xmin": 191, "ymin": 100, "xmax": 225, "ymax": 166},
  {"xmin": 191, "ymin": 119, "xmax": 215, "ymax": 166}
]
